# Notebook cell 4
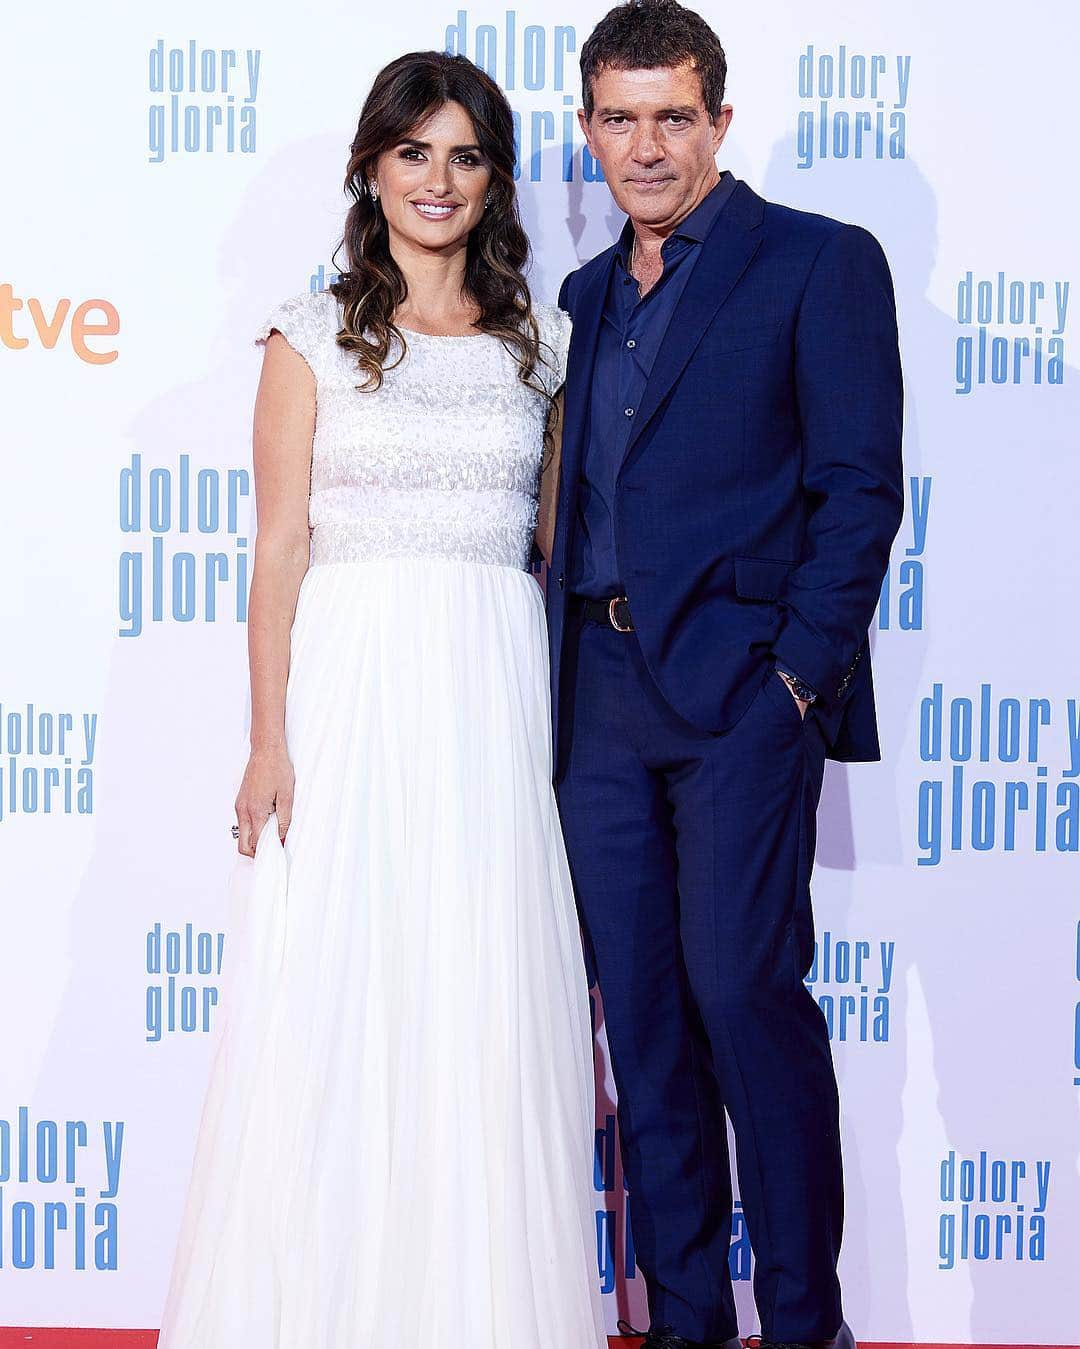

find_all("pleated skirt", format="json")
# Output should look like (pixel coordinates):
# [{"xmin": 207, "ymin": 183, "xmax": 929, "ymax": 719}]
[{"xmin": 158, "ymin": 558, "xmax": 606, "ymax": 1348}]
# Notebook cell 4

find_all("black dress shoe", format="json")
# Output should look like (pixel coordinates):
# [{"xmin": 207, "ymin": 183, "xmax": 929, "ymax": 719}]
[
  {"xmin": 748, "ymin": 1342, "xmax": 817, "ymax": 1349},
  {"xmin": 747, "ymin": 1334, "xmax": 852, "ymax": 1349},
  {"xmin": 617, "ymin": 1320, "xmax": 736, "ymax": 1348},
  {"xmin": 750, "ymin": 1343, "xmax": 837, "ymax": 1349}
]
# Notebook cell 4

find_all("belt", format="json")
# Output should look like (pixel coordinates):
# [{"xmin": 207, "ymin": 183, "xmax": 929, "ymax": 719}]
[{"xmin": 575, "ymin": 594, "xmax": 635, "ymax": 632}]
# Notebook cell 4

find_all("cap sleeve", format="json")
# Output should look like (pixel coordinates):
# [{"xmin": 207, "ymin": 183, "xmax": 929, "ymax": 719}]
[
  {"xmin": 254, "ymin": 290, "xmax": 331, "ymax": 378},
  {"xmin": 536, "ymin": 302, "xmax": 572, "ymax": 395}
]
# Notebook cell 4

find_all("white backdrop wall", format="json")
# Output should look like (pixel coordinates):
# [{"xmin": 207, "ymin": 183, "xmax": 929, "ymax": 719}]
[{"xmin": 1, "ymin": 1, "xmax": 1077, "ymax": 1342}]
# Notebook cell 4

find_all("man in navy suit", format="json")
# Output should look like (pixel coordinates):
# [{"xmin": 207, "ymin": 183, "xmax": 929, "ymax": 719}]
[{"xmin": 549, "ymin": 4, "xmax": 903, "ymax": 1347}]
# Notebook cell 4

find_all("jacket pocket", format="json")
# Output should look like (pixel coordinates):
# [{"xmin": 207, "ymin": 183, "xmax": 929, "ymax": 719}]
[
  {"xmin": 704, "ymin": 321, "xmax": 782, "ymax": 355},
  {"xmin": 733, "ymin": 555, "xmax": 797, "ymax": 600}
]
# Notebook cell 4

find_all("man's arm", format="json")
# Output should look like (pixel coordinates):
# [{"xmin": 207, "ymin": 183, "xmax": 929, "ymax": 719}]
[
  {"xmin": 557, "ymin": 270, "xmax": 575, "ymax": 315},
  {"xmin": 771, "ymin": 224, "xmax": 904, "ymax": 706}
]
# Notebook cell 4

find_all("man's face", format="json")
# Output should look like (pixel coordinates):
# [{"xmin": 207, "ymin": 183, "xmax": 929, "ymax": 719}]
[{"xmin": 579, "ymin": 61, "xmax": 732, "ymax": 231}]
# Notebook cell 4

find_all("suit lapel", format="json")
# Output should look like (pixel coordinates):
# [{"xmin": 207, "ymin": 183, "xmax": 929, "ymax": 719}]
[{"xmin": 621, "ymin": 181, "xmax": 765, "ymax": 464}]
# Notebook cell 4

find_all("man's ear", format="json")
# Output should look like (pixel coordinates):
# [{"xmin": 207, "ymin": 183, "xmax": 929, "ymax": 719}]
[
  {"xmin": 711, "ymin": 104, "xmax": 734, "ymax": 153},
  {"xmin": 577, "ymin": 107, "xmax": 597, "ymax": 157}
]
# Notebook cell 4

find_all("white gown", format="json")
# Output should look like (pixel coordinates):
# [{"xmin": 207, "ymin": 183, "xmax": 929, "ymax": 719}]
[{"xmin": 158, "ymin": 290, "xmax": 606, "ymax": 1349}]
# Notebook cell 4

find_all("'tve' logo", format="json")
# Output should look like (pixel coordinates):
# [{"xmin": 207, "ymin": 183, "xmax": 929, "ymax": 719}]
[{"xmin": 0, "ymin": 284, "xmax": 120, "ymax": 364}]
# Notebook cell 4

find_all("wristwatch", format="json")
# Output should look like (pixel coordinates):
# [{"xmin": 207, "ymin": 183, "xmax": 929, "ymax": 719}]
[{"xmin": 775, "ymin": 666, "xmax": 818, "ymax": 705}]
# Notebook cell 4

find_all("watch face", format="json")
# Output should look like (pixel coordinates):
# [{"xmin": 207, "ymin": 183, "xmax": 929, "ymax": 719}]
[{"xmin": 779, "ymin": 670, "xmax": 816, "ymax": 702}]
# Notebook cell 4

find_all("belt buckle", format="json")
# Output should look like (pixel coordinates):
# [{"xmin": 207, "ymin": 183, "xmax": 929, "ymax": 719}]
[{"xmin": 608, "ymin": 596, "xmax": 634, "ymax": 633}]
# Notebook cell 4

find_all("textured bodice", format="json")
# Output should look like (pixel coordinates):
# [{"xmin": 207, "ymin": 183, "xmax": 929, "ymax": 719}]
[{"xmin": 255, "ymin": 290, "xmax": 571, "ymax": 569}]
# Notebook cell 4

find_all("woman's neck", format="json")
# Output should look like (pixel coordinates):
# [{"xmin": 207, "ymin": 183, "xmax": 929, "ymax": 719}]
[{"xmin": 388, "ymin": 230, "xmax": 477, "ymax": 333}]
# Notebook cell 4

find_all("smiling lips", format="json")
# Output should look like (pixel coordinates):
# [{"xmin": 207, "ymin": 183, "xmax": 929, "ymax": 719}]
[{"xmin": 411, "ymin": 200, "xmax": 462, "ymax": 219}]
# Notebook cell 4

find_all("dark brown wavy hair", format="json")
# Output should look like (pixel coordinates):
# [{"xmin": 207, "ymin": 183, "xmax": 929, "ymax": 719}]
[{"xmin": 330, "ymin": 51, "xmax": 556, "ymax": 415}]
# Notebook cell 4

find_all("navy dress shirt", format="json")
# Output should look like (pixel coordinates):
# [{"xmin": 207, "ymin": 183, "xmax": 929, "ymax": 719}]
[{"xmin": 568, "ymin": 171, "xmax": 738, "ymax": 599}]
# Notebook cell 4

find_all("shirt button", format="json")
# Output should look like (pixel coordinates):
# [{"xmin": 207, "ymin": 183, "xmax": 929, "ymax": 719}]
[
  {"xmin": 626, "ymin": 339, "xmax": 636, "ymax": 349},
  {"xmin": 624, "ymin": 407, "xmax": 635, "ymax": 417}
]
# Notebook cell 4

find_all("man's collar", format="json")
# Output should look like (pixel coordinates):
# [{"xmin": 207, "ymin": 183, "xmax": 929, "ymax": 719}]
[{"xmin": 615, "ymin": 170, "xmax": 737, "ymax": 265}]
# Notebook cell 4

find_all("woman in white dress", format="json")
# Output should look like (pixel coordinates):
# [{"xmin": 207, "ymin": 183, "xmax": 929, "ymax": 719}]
[{"xmin": 158, "ymin": 50, "xmax": 605, "ymax": 1349}]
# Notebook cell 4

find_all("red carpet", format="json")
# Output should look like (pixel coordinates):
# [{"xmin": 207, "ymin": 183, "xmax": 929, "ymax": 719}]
[{"xmin": 2, "ymin": 1333, "xmax": 1078, "ymax": 1349}]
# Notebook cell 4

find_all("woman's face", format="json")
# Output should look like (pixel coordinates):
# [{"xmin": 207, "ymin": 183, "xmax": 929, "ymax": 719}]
[{"xmin": 373, "ymin": 100, "xmax": 493, "ymax": 254}]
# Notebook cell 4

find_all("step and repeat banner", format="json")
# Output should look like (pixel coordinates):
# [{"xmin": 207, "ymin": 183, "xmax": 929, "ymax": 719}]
[{"xmin": 1, "ymin": 0, "xmax": 1077, "ymax": 1342}]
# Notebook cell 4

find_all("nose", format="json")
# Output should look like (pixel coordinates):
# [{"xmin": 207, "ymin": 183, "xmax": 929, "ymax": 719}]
[
  {"xmin": 424, "ymin": 160, "xmax": 453, "ymax": 197},
  {"xmin": 630, "ymin": 122, "xmax": 663, "ymax": 166}
]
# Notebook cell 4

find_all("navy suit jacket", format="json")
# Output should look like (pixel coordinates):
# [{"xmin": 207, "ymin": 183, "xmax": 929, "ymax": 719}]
[{"xmin": 549, "ymin": 180, "xmax": 904, "ymax": 770}]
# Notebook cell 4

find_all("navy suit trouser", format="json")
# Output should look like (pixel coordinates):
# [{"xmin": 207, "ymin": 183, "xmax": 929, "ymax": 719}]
[{"xmin": 556, "ymin": 613, "xmax": 844, "ymax": 1343}]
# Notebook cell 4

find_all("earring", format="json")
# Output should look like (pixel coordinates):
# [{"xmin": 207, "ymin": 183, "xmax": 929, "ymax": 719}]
[
  {"xmin": 484, "ymin": 190, "xmax": 494, "ymax": 209},
  {"xmin": 368, "ymin": 179, "xmax": 379, "ymax": 202}
]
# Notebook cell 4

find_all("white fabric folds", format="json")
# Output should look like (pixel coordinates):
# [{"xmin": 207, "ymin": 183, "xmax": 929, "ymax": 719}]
[{"xmin": 158, "ymin": 557, "xmax": 605, "ymax": 1347}]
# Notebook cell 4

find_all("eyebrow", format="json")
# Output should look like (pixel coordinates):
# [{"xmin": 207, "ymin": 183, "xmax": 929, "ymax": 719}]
[
  {"xmin": 596, "ymin": 105, "xmax": 700, "ymax": 118},
  {"xmin": 397, "ymin": 138, "xmax": 484, "ymax": 153}
]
